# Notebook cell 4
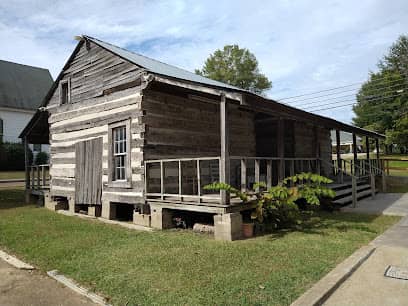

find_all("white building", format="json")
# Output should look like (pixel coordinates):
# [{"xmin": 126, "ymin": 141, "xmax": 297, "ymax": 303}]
[
  {"xmin": 330, "ymin": 130, "xmax": 363, "ymax": 154},
  {"xmin": 0, "ymin": 60, "xmax": 53, "ymax": 154}
]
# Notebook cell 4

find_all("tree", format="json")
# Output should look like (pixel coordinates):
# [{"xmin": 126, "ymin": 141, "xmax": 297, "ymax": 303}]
[
  {"xmin": 195, "ymin": 45, "xmax": 272, "ymax": 95},
  {"xmin": 353, "ymin": 35, "xmax": 408, "ymax": 152}
]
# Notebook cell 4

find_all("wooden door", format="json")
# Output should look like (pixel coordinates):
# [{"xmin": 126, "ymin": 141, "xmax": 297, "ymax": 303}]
[{"xmin": 75, "ymin": 137, "xmax": 103, "ymax": 205}]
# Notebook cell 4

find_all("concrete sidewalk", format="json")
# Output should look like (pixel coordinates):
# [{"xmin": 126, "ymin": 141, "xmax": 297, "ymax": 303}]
[
  {"xmin": 0, "ymin": 259, "xmax": 97, "ymax": 306},
  {"xmin": 341, "ymin": 193, "xmax": 408, "ymax": 216},
  {"xmin": 324, "ymin": 216, "xmax": 408, "ymax": 306}
]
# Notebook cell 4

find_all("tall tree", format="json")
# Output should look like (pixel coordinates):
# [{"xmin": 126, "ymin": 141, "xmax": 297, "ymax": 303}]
[
  {"xmin": 196, "ymin": 45, "xmax": 272, "ymax": 95},
  {"xmin": 353, "ymin": 35, "xmax": 408, "ymax": 152}
]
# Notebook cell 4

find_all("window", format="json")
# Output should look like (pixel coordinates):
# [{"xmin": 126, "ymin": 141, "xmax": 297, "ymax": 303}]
[
  {"xmin": 108, "ymin": 119, "xmax": 131, "ymax": 188},
  {"xmin": 113, "ymin": 126, "xmax": 127, "ymax": 180},
  {"xmin": 33, "ymin": 144, "xmax": 42, "ymax": 152},
  {"xmin": 60, "ymin": 79, "xmax": 70, "ymax": 104}
]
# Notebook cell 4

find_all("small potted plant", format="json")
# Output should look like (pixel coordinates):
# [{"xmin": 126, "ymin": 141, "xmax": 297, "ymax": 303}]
[
  {"xmin": 242, "ymin": 221, "xmax": 254, "ymax": 238},
  {"xmin": 241, "ymin": 210, "xmax": 255, "ymax": 238}
]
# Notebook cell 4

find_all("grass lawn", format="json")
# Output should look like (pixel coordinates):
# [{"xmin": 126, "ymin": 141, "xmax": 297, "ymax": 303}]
[
  {"xmin": 390, "ymin": 157, "xmax": 408, "ymax": 176},
  {"xmin": 385, "ymin": 157, "xmax": 408, "ymax": 177},
  {"xmin": 0, "ymin": 189, "xmax": 401, "ymax": 306},
  {"xmin": 0, "ymin": 171, "xmax": 25, "ymax": 180}
]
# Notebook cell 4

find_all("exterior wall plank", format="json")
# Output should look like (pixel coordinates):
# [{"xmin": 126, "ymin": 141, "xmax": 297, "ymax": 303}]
[{"xmin": 143, "ymin": 90, "xmax": 256, "ymax": 160}]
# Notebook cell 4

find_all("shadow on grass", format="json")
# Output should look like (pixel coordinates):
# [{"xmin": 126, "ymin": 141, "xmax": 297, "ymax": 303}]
[
  {"xmin": 0, "ymin": 188, "xmax": 33, "ymax": 210},
  {"xmin": 260, "ymin": 210, "xmax": 383, "ymax": 241}
]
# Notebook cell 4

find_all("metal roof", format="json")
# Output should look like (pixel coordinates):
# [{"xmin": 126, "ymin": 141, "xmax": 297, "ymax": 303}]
[
  {"xmin": 84, "ymin": 36, "xmax": 242, "ymax": 92},
  {"xmin": 85, "ymin": 36, "xmax": 384, "ymax": 138},
  {"xmin": 0, "ymin": 60, "xmax": 53, "ymax": 110},
  {"xmin": 20, "ymin": 36, "xmax": 385, "ymax": 140}
]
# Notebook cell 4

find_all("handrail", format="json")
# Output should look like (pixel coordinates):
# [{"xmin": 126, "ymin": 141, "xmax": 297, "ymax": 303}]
[
  {"xmin": 361, "ymin": 159, "xmax": 387, "ymax": 192},
  {"xmin": 321, "ymin": 158, "xmax": 376, "ymax": 207},
  {"xmin": 145, "ymin": 156, "xmax": 220, "ymax": 163},
  {"xmin": 144, "ymin": 156, "xmax": 321, "ymax": 205},
  {"xmin": 230, "ymin": 156, "xmax": 318, "ymax": 161},
  {"xmin": 341, "ymin": 159, "xmax": 371, "ymax": 179}
]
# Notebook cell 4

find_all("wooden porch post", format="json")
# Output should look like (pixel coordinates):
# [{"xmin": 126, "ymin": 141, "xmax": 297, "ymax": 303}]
[
  {"xmin": 353, "ymin": 133, "xmax": 358, "ymax": 174},
  {"xmin": 366, "ymin": 136, "xmax": 370, "ymax": 175},
  {"xmin": 314, "ymin": 127, "xmax": 320, "ymax": 174},
  {"xmin": 23, "ymin": 137, "xmax": 30, "ymax": 203},
  {"xmin": 220, "ymin": 93, "xmax": 230, "ymax": 205},
  {"xmin": 375, "ymin": 138, "xmax": 380, "ymax": 167},
  {"xmin": 336, "ymin": 130, "xmax": 341, "ymax": 170},
  {"xmin": 365, "ymin": 136, "xmax": 370, "ymax": 160},
  {"xmin": 277, "ymin": 118, "xmax": 284, "ymax": 181}
]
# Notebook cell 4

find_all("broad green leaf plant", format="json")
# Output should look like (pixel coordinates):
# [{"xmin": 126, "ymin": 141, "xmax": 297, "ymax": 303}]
[{"xmin": 204, "ymin": 173, "xmax": 336, "ymax": 229}]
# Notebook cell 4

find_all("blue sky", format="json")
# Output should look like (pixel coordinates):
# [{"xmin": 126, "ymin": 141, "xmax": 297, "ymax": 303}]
[{"xmin": 1, "ymin": 0, "xmax": 407, "ymax": 123}]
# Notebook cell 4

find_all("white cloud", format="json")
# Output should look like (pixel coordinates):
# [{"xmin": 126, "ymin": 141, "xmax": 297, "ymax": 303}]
[{"xmin": 0, "ymin": 0, "xmax": 407, "ymax": 124}]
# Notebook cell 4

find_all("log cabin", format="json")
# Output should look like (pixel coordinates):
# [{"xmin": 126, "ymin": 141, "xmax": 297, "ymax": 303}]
[{"xmin": 20, "ymin": 35, "xmax": 385, "ymax": 240}]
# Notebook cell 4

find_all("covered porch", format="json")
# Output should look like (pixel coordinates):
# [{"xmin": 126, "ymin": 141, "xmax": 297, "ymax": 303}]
[
  {"xmin": 19, "ymin": 110, "xmax": 51, "ymax": 200},
  {"xmin": 143, "ymin": 87, "xmax": 386, "ymax": 213}
]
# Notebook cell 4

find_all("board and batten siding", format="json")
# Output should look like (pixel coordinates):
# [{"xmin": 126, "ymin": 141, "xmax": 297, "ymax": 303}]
[
  {"xmin": 142, "ymin": 89, "xmax": 256, "ymax": 160},
  {"xmin": 47, "ymin": 40, "xmax": 146, "ymax": 205}
]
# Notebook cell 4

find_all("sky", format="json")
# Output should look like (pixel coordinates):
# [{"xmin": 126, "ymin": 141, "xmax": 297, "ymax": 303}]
[{"xmin": 0, "ymin": 0, "xmax": 407, "ymax": 123}]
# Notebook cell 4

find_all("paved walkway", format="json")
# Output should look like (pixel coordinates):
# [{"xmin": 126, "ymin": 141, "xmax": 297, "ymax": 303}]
[
  {"xmin": 324, "ymin": 215, "xmax": 408, "ymax": 306},
  {"xmin": 342, "ymin": 193, "xmax": 408, "ymax": 216},
  {"xmin": 0, "ymin": 259, "xmax": 96, "ymax": 306}
]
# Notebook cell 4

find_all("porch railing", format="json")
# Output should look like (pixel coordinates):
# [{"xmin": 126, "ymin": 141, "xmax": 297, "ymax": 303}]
[
  {"xmin": 144, "ymin": 157, "xmax": 321, "ymax": 205},
  {"xmin": 27, "ymin": 164, "xmax": 50, "ymax": 190},
  {"xmin": 144, "ymin": 157, "xmax": 221, "ymax": 203},
  {"xmin": 230, "ymin": 157, "xmax": 321, "ymax": 190},
  {"xmin": 323, "ymin": 159, "xmax": 378, "ymax": 207},
  {"xmin": 331, "ymin": 158, "xmax": 384, "ymax": 178}
]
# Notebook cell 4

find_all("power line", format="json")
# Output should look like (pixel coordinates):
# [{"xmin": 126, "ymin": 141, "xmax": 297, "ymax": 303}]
[
  {"xmin": 289, "ymin": 84, "xmax": 404, "ymax": 107},
  {"xmin": 309, "ymin": 101, "xmax": 404, "ymax": 113},
  {"xmin": 282, "ymin": 78, "xmax": 405, "ymax": 105},
  {"xmin": 305, "ymin": 92, "xmax": 405, "ymax": 112},
  {"xmin": 277, "ymin": 74, "xmax": 406, "ymax": 102},
  {"xmin": 277, "ymin": 82, "xmax": 361, "ymax": 101},
  {"xmin": 282, "ymin": 86, "xmax": 360, "ymax": 103},
  {"xmin": 307, "ymin": 103, "xmax": 357, "ymax": 112}
]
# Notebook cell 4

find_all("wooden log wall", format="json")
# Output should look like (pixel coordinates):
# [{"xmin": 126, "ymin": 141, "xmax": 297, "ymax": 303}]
[
  {"xmin": 255, "ymin": 118, "xmax": 295, "ymax": 157},
  {"xmin": 255, "ymin": 118, "xmax": 277, "ymax": 157},
  {"xmin": 317, "ymin": 128, "xmax": 332, "ymax": 176},
  {"xmin": 47, "ymin": 41, "xmax": 146, "ymax": 205},
  {"xmin": 293, "ymin": 121, "xmax": 331, "ymax": 175},
  {"xmin": 142, "ymin": 89, "xmax": 256, "ymax": 160},
  {"xmin": 48, "ymin": 41, "xmax": 143, "ymax": 107},
  {"xmin": 294, "ymin": 121, "xmax": 315, "ymax": 157}
]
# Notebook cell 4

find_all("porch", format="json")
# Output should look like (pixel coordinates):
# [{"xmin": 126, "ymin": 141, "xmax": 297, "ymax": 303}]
[
  {"xmin": 144, "ymin": 156, "xmax": 321, "ymax": 212},
  {"xmin": 144, "ymin": 155, "xmax": 387, "ymax": 213}
]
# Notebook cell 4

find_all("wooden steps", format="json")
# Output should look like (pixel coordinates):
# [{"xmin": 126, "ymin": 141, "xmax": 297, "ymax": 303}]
[{"xmin": 329, "ymin": 180, "xmax": 377, "ymax": 206}]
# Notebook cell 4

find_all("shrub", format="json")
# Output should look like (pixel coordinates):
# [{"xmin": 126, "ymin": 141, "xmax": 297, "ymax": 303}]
[
  {"xmin": 35, "ymin": 151, "xmax": 49, "ymax": 165},
  {"xmin": 204, "ymin": 173, "xmax": 336, "ymax": 229},
  {"xmin": 0, "ymin": 142, "xmax": 33, "ymax": 171}
]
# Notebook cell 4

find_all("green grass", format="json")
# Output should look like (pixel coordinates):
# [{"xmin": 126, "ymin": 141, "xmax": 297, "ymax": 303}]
[
  {"xmin": 0, "ymin": 171, "xmax": 25, "ymax": 180},
  {"xmin": 0, "ymin": 189, "xmax": 400, "ymax": 306},
  {"xmin": 383, "ymin": 155, "xmax": 408, "ymax": 176}
]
